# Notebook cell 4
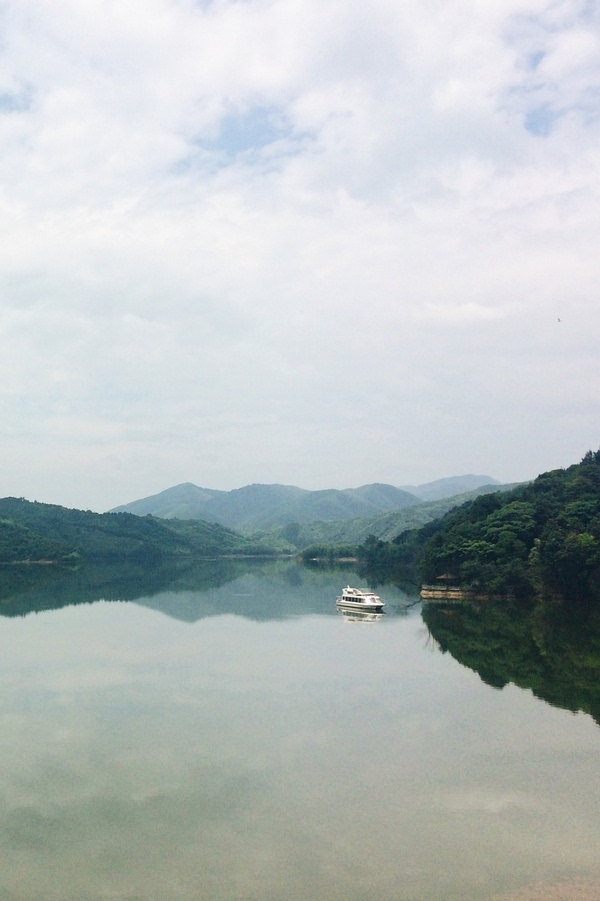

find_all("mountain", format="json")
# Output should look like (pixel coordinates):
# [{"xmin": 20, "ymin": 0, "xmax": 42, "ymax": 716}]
[
  {"xmin": 110, "ymin": 481, "xmax": 421, "ymax": 531},
  {"xmin": 107, "ymin": 482, "xmax": 228, "ymax": 519},
  {"xmin": 401, "ymin": 474, "xmax": 500, "ymax": 501},
  {"xmin": 0, "ymin": 497, "xmax": 275, "ymax": 564}
]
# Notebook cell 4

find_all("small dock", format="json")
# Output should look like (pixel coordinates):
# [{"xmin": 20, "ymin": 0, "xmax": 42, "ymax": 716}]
[{"xmin": 420, "ymin": 584, "xmax": 493, "ymax": 603}]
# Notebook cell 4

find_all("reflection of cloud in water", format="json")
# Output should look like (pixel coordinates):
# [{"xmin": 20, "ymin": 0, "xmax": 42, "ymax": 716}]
[
  {"xmin": 493, "ymin": 879, "xmax": 600, "ymax": 900},
  {"xmin": 439, "ymin": 789, "xmax": 535, "ymax": 814},
  {"xmin": 0, "ymin": 576, "xmax": 599, "ymax": 899}
]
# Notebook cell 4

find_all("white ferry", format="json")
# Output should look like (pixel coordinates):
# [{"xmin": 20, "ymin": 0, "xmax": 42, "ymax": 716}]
[{"xmin": 336, "ymin": 585, "xmax": 385, "ymax": 612}]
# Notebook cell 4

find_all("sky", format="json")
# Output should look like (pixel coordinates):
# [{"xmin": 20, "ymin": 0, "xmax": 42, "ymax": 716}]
[{"xmin": 1, "ymin": 0, "xmax": 599, "ymax": 512}]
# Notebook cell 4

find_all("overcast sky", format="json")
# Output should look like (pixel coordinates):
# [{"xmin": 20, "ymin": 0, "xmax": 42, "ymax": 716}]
[{"xmin": 1, "ymin": 0, "xmax": 599, "ymax": 511}]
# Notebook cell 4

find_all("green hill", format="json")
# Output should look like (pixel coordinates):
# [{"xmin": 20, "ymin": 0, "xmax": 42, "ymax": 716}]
[
  {"xmin": 0, "ymin": 518, "xmax": 74, "ymax": 563},
  {"xmin": 361, "ymin": 451, "xmax": 600, "ymax": 601},
  {"xmin": 0, "ymin": 497, "xmax": 276, "ymax": 564},
  {"xmin": 108, "ymin": 482, "xmax": 227, "ymax": 519}
]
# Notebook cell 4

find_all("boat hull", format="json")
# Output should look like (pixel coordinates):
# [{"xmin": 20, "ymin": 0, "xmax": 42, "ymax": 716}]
[{"xmin": 336, "ymin": 599, "xmax": 385, "ymax": 611}]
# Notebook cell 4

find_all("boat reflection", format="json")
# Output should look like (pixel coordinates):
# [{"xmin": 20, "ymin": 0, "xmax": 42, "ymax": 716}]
[{"xmin": 336, "ymin": 607, "xmax": 384, "ymax": 624}]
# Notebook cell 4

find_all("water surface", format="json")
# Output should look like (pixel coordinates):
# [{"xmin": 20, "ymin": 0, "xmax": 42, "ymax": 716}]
[{"xmin": 1, "ymin": 561, "xmax": 599, "ymax": 900}]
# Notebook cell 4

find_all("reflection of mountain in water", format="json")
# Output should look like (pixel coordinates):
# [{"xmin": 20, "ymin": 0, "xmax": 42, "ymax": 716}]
[
  {"xmin": 133, "ymin": 561, "xmax": 354, "ymax": 622},
  {"xmin": 0, "ymin": 559, "xmax": 418, "ymax": 622},
  {"xmin": 0, "ymin": 558, "xmax": 248, "ymax": 618},
  {"xmin": 422, "ymin": 596, "xmax": 600, "ymax": 726}
]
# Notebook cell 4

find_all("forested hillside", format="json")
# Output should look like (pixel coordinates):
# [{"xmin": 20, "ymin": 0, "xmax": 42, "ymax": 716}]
[
  {"xmin": 361, "ymin": 451, "xmax": 600, "ymax": 601},
  {"xmin": 281, "ymin": 483, "xmax": 515, "ymax": 552},
  {"xmin": 0, "ymin": 518, "xmax": 74, "ymax": 564},
  {"xmin": 0, "ymin": 497, "xmax": 276, "ymax": 563}
]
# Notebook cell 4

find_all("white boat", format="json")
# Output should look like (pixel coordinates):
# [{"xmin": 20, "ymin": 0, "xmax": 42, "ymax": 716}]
[{"xmin": 336, "ymin": 585, "xmax": 385, "ymax": 611}]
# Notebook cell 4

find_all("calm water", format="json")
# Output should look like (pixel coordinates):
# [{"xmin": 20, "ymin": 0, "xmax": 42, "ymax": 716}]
[{"xmin": 1, "ymin": 561, "xmax": 599, "ymax": 900}]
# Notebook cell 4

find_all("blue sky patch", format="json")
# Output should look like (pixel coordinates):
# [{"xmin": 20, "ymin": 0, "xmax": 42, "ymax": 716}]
[
  {"xmin": 0, "ymin": 89, "xmax": 32, "ymax": 114},
  {"xmin": 211, "ymin": 106, "xmax": 290, "ymax": 160},
  {"xmin": 524, "ymin": 105, "xmax": 557, "ymax": 136},
  {"xmin": 528, "ymin": 50, "xmax": 545, "ymax": 70}
]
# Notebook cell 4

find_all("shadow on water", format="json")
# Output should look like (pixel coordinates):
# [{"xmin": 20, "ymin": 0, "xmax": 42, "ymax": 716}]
[
  {"xmin": 422, "ymin": 592, "xmax": 600, "ymax": 726},
  {"xmin": 0, "ymin": 558, "xmax": 419, "ymax": 623},
  {"xmin": 0, "ymin": 558, "xmax": 250, "ymax": 618}
]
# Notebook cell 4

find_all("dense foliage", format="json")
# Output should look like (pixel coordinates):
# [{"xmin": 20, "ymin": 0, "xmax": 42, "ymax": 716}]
[
  {"xmin": 360, "ymin": 451, "xmax": 600, "ymax": 601},
  {"xmin": 0, "ymin": 518, "xmax": 74, "ymax": 564},
  {"xmin": 0, "ymin": 497, "xmax": 278, "ymax": 564},
  {"xmin": 299, "ymin": 543, "xmax": 358, "ymax": 564}
]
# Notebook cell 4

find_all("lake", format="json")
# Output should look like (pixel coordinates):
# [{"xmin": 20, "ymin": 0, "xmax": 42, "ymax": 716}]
[{"xmin": 1, "ymin": 560, "xmax": 599, "ymax": 900}]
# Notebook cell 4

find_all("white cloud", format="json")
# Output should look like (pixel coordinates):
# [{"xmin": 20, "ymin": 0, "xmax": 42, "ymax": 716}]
[{"xmin": 0, "ymin": 0, "xmax": 598, "ymax": 508}]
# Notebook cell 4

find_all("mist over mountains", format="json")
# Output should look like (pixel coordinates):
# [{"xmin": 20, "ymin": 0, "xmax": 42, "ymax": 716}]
[{"xmin": 110, "ymin": 475, "xmax": 501, "ymax": 532}]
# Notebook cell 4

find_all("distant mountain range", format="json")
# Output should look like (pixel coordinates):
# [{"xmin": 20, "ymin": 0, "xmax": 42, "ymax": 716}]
[
  {"xmin": 110, "ymin": 475, "xmax": 501, "ymax": 532},
  {"xmin": 399, "ymin": 474, "xmax": 502, "ymax": 502}
]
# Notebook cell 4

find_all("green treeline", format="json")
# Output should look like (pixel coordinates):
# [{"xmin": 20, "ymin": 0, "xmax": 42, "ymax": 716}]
[
  {"xmin": 0, "ymin": 497, "xmax": 279, "ymax": 564},
  {"xmin": 300, "ymin": 543, "xmax": 358, "ymax": 564},
  {"xmin": 360, "ymin": 450, "xmax": 600, "ymax": 601}
]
